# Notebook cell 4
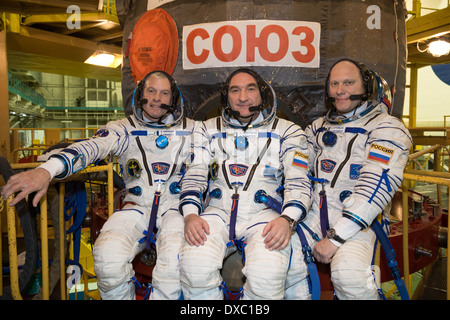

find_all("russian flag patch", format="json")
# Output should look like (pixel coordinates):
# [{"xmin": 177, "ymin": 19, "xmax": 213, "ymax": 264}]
[
  {"xmin": 292, "ymin": 151, "xmax": 308, "ymax": 169},
  {"xmin": 368, "ymin": 143, "xmax": 394, "ymax": 164}
]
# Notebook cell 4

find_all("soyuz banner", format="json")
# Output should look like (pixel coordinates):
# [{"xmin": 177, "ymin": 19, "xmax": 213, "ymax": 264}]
[
  {"xmin": 183, "ymin": 20, "xmax": 320, "ymax": 70},
  {"xmin": 117, "ymin": 0, "xmax": 408, "ymax": 125}
]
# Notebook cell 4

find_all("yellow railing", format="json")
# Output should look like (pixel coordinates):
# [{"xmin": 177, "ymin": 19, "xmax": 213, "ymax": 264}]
[
  {"xmin": 9, "ymin": 128, "xmax": 97, "ymax": 163},
  {"xmin": 444, "ymin": 115, "xmax": 450, "ymax": 128},
  {"xmin": 1, "ymin": 163, "xmax": 114, "ymax": 300}
]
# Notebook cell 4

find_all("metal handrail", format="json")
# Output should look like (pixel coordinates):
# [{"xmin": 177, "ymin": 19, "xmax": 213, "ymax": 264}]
[{"xmin": 2, "ymin": 163, "xmax": 114, "ymax": 300}]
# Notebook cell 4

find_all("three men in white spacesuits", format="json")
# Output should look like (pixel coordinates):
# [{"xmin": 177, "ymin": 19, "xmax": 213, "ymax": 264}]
[
  {"xmin": 1, "ymin": 71, "xmax": 195, "ymax": 300},
  {"xmin": 178, "ymin": 68, "xmax": 312, "ymax": 299},
  {"xmin": 1, "ymin": 61, "xmax": 412, "ymax": 301},
  {"xmin": 288, "ymin": 59, "xmax": 412, "ymax": 299}
]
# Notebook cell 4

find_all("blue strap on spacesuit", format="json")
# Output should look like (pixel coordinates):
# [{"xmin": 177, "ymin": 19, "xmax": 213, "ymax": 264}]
[
  {"xmin": 229, "ymin": 193, "xmax": 239, "ymax": 241},
  {"xmin": 371, "ymin": 219, "xmax": 410, "ymax": 300},
  {"xmin": 318, "ymin": 190, "xmax": 330, "ymax": 238},
  {"xmin": 228, "ymin": 182, "xmax": 243, "ymax": 241},
  {"xmin": 145, "ymin": 191, "xmax": 161, "ymax": 250},
  {"xmin": 220, "ymin": 281, "xmax": 244, "ymax": 300},
  {"xmin": 227, "ymin": 237, "xmax": 247, "ymax": 263},
  {"xmin": 295, "ymin": 223, "xmax": 321, "ymax": 300},
  {"xmin": 254, "ymin": 190, "xmax": 321, "ymax": 300},
  {"xmin": 299, "ymin": 222, "xmax": 321, "ymax": 242},
  {"xmin": 129, "ymin": 276, "xmax": 153, "ymax": 300},
  {"xmin": 369, "ymin": 168, "xmax": 392, "ymax": 204},
  {"xmin": 308, "ymin": 175, "xmax": 330, "ymax": 238}
]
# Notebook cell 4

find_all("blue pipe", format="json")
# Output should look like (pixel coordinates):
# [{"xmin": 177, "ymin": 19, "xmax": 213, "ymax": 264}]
[{"xmin": 371, "ymin": 220, "xmax": 410, "ymax": 300}]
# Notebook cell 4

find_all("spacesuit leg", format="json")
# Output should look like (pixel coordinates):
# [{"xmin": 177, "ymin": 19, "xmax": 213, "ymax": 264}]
[
  {"xmin": 330, "ymin": 228, "xmax": 379, "ymax": 300},
  {"xmin": 284, "ymin": 232, "xmax": 311, "ymax": 300},
  {"xmin": 240, "ymin": 211, "xmax": 291, "ymax": 300},
  {"xmin": 150, "ymin": 208, "xmax": 185, "ymax": 300},
  {"xmin": 93, "ymin": 204, "xmax": 149, "ymax": 300},
  {"xmin": 180, "ymin": 209, "xmax": 229, "ymax": 300}
]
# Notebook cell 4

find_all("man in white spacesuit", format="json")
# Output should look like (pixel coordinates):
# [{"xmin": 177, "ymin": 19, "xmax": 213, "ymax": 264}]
[
  {"xmin": 1, "ymin": 71, "xmax": 195, "ymax": 300},
  {"xmin": 287, "ymin": 59, "xmax": 412, "ymax": 300},
  {"xmin": 178, "ymin": 68, "xmax": 311, "ymax": 299}
]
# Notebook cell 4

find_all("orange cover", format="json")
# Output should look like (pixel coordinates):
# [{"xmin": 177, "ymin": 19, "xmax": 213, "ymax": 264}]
[{"xmin": 129, "ymin": 8, "xmax": 179, "ymax": 83}]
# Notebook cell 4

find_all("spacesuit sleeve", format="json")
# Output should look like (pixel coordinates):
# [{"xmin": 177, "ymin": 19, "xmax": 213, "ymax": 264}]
[
  {"xmin": 280, "ymin": 121, "xmax": 312, "ymax": 222},
  {"xmin": 333, "ymin": 116, "xmax": 412, "ymax": 241},
  {"xmin": 46, "ymin": 120, "xmax": 130, "ymax": 179},
  {"xmin": 179, "ymin": 121, "xmax": 211, "ymax": 216}
]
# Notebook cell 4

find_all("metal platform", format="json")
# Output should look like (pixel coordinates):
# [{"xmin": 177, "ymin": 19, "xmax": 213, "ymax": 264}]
[{"xmin": 410, "ymin": 183, "xmax": 448, "ymax": 300}]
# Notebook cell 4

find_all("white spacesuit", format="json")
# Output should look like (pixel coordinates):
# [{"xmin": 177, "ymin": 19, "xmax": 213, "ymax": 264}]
[
  {"xmin": 179, "ymin": 69, "xmax": 311, "ymax": 300},
  {"xmin": 287, "ymin": 60, "xmax": 412, "ymax": 300},
  {"xmin": 38, "ymin": 71, "xmax": 195, "ymax": 299}
]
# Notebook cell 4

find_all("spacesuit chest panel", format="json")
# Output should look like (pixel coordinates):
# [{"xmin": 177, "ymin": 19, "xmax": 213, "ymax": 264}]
[
  {"xmin": 315, "ymin": 125, "xmax": 367, "ymax": 188},
  {"xmin": 123, "ymin": 127, "xmax": 190, "ymax": 188},
  {"xmin": 210, "ymin": 121, "xmax": 281, "ymax": 193}
]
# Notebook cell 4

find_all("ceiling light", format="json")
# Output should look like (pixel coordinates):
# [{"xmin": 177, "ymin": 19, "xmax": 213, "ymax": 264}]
[
  {"xmin": 427, "ymin": 40, "xmax": 450, "ymax": 57},
  {"xmin": 85, "ymin": 51, "xmax": 122, "ymax": 68}
]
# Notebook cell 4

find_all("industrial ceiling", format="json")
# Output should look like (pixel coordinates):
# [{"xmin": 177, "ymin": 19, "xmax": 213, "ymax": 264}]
[{"xmin": 1, "ymin": 0, "xmax": 122, "ymax": 82}]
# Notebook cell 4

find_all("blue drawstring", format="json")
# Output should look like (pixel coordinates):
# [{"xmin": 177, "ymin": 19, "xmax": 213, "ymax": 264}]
[
  {"xmin": 307, "ymin": 174, "xmax": 329, "ymax": 185},
  {"xmin": 369, "ymin": 169, "xmax": 392, "ymax": 203},
  {"xmin": 146, "ymin": 191, "xmax": 161, "ymax": 250},
  {"xmin": 227, "ymin": 238, "xmax": 247, "ymax": 263},
  {"xmin": 219, "ymin": 281, "xmax": 232, "ymax": 300},
  {"xmin": 140, "ymin": 230, "xmax": 157, "ymax": 245},
  {"xmin": 220, "ymin": 281, "xmax": 243, "ymax": 300},
  {"xmin": 129, "ymin": 276, "xmax": 153, "ymax": 300}
]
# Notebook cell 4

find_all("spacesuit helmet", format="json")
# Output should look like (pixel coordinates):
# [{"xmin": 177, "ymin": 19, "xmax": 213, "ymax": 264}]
[
  {"xmin": 324, "ymin": 59, "xmax": 392, "ymax": 114},
  {"xmin": 220, "ymin": 68, "xmax": 277, "ymax": 128},
  {"xmin": 131, "ymin": 70, "xmax": 184, "ymax": 128}
]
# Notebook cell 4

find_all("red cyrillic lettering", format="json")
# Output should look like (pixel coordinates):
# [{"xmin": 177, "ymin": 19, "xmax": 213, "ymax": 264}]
[
  {"xmin": 247, "ymin": 25, "xmax": 289, "ymax": 62},
  {"xmin": 213, "ymin": 25, "xmax": 242, "ymax": 62},
  {"xmin": 186, "ymin": 28, "xmax": 210, "ymax": 64},
  {"xmin": 291, "ymin": 26, "xmax": 315, "ymax": 63}
]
